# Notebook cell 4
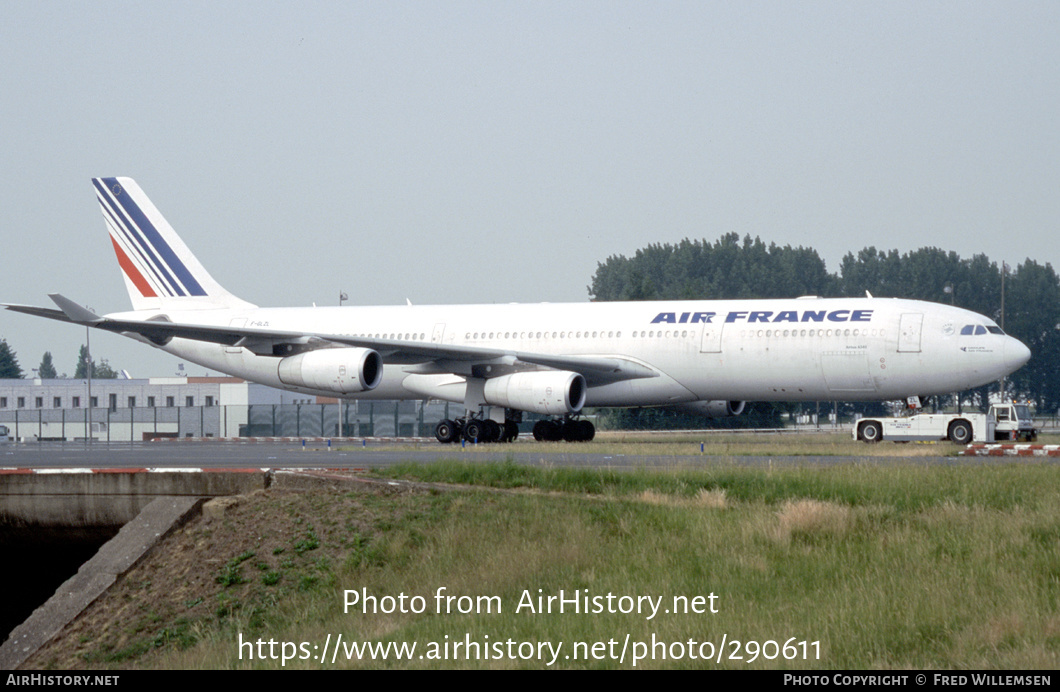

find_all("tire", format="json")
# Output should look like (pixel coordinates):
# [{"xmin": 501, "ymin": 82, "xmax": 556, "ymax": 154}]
[
  {"xmin": 561, "ymin": 419, "xmax": 581, "ymax": 442},
  {"xmin": 435, "ymin": 419, "xmax": 458, "ymax": 444},
  {"xmin": 463, "ymin": 420, "xmax": 486, "ymax": 443},
  {"xmin": 534, "ymin": 419, "xmax": 561, "ymax": 441},
  {"xmin": 532, "ymin": 420, "xmax": 547, "ymax": 441},
  {"xmin": 860, "ymin": 421, "xmax": 883, "ymax": 443},
  {"xmin": 948, "ymin": 420, "xmax": 973, "ymax": 445},
  {"xmin": 577, "ymin": 420, "xmax": 595, "ymax": 442}
]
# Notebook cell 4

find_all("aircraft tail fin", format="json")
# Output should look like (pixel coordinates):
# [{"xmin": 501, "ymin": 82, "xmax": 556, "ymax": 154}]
[{"xmin": 92, "ymin": 177, "xmax": 255, "ymax": 311}]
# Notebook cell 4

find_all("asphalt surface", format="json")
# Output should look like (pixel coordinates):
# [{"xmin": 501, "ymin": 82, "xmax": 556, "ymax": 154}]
[{"xmin": 0, "ymin": 438, "xmax": 1011, "ymax": 469}]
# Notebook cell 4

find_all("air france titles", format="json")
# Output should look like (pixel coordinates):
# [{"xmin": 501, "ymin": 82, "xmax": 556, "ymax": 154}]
[{"xmin": 651, "ymin": 310, "xmax": 873, "ymax": 325}]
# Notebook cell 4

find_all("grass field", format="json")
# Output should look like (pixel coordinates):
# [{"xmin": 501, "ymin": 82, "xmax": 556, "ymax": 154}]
[{"xmin": 27, "ymin": 441, "xmax": 1060, "ymax": 670}]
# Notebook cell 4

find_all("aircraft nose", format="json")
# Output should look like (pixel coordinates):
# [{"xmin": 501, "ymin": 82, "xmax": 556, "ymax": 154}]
[{"xmin": 1006, "ymin": 337, "xmax": 1032, "ymax": 372}]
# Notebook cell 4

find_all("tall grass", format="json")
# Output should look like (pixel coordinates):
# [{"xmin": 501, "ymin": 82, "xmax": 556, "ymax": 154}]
[
  {"xmin": 40, "ymin": 460, "xmax": 1060, "ymax": 670},
  {"xmin": 383, "ymin": 459, "xmax": 1052, "ymax": 512}
]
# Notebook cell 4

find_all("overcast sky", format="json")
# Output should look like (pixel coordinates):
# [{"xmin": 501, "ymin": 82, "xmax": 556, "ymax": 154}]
[{"xmin": 1, "ymin": 1, "xmax": 1057, "ymax": 377}]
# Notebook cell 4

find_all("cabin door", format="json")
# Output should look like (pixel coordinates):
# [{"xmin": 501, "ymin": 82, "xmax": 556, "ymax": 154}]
[
  {"xmin": 898, "ymin": 313, "xmax": 924, "ymax": 353},
  {"xmin": 700, "ymin": 323, "xmax": 723, "ymax": 353}
]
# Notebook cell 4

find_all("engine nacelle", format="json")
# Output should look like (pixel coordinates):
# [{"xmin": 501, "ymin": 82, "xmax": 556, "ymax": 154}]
[
  {"xmin": 277, "ymin": 348, "xmax": 383, "ymax": 394},
  {"xmin": 672, "ymin": 400, "xmax": 747, "ymax": 417},
  {"xmin": 483, "ymin": 370, "xmax": 586, "ymax": 416}
]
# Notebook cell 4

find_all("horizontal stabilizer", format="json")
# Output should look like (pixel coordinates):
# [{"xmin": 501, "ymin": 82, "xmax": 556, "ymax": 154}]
[
  {"xmin": 48, "ymin": 294, "xmax": 102, "ymax": 324},
  {"xmin": 1, "ymin": 303, "xmax": 71, "ymax": 323}
]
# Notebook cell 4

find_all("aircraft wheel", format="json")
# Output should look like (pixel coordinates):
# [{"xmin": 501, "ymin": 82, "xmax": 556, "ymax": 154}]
[
  {"xmin": 533, "ymin": 420, "xmax": 560, "ymax": 441},
  {"xmin": 435, "ymin": 419, "xmax": 459, "ymax": 444},
  {"xmin": 464, "ymin": 419, "xmax": 487, "ymax": 443},
  {"xmin": 561, "ymin": 419, "xmax": 586, "ymax": 442},
  {"xmin": 484, "ymin": 419, "xmax": 501, "ymax": 443},
  {"xmin": 532, "ymin": 420, "xmax": 547, "ymax": 441},
  {"xmin": 577, "ymin": 420, "xmax": 595, "ymax": 442},
  {"xmin": 503, "ymin": 421, "xmax": 519, "ymax": 443},
  {"xmin": 860, "ymin": 421, "xmax": 883, "ymax": 443},
  {"xmin": 948, "ymin": 420, "xmax": 972, "ymax": 445}
]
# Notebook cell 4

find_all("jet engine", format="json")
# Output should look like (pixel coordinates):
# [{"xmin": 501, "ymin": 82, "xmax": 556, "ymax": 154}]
[
  {"xmin": 483, "ymin": 370, "xmax": 586, "ymax": 416},
  {"xmin": 671, "ymin": 400, "xmax": 747, "ymax": 417},
  {"xmin": 277, "ymin": 347, "xmax": 383, "ymax": 394}
]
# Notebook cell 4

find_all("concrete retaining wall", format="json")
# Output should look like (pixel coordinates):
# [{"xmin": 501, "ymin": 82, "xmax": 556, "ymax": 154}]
[{"xmin": 0, "ymin": 469, "xmax": 268, "ymax": 528}]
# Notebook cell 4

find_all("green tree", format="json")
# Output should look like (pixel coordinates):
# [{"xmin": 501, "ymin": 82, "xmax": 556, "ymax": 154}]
[
  {"xmin": 37, "ymin": 351, "xmax": 58, "ymax": 379},
  {"xmin": 0, "ymin": 339, "xmax": 23, "ymax": 379},
  {"xmin": 836, "ymin": 246, "xmax": 997, "ymax": 310},
  {"xmin": 74, "ymin": 345, "xmax": 119, "ymax": 379},
  {"xmin": 74, "ymin": 345, "xmax": 90, "ymax": 379},
  {"xmin": 93, "ymin": 359, "xmax": 119, "ymax": 379},
  {"xmin": 1003, "ymin": 260, "xmax": 1060, "ymax": 414},
  {"xmin": 589, "ymin": 233, "xmax": 836, "ymax": 302}
]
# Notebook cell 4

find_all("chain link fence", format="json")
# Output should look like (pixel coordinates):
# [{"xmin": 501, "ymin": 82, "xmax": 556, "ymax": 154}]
[{"xmin": 0, "ymin": 400, "xmax": 461, "ymax": 441}]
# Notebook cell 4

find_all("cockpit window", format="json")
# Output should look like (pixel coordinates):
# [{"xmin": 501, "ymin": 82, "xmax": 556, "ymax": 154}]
[{"xmin": 961, "ymin": 324, "xmax": 996, "ymax": 336}]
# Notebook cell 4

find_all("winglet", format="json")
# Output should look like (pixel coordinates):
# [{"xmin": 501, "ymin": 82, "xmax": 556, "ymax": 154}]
[{"xmin": 48, "ymin": 294, "xmax": 102, "ymax": 324}]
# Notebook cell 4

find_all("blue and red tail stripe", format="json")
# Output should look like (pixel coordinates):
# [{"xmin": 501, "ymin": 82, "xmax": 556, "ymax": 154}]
[
  {"xmin": 108, "ymin": 236, "xmax": 157, "ymax": 298},
  {"xmin": 93, "ymin": 178, "xmax": 207, "ymax": 298},
  {"xmin": 97, "ymin": 188, "xmax": 177, "ymax": 296}
]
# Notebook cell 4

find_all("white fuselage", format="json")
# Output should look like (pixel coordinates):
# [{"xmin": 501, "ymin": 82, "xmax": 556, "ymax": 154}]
[{"xmin": 119, "ymin": 296, "xmax": 1030, "ymax": 407}]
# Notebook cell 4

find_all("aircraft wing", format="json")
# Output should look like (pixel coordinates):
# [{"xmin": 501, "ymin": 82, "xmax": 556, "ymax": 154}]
[{"xmin": 3, "ymin": 296, "xmax": 659, "ymax": 386}]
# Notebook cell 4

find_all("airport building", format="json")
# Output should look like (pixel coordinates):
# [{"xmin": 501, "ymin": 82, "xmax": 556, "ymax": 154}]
[{"xmin": 0, "ymin": 377, "xmax": 456, "ymax": 441}]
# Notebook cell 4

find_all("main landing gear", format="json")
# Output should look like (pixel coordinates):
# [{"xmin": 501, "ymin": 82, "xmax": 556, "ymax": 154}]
[
  {"xmin": 532, "ymin": 417, "xmax": 595, "ymax": 442},
  {"xmin": 435, "ymin": 417, "xmax": 520, "ymax": 444},
  {"xmin": 434, "ymin": 415, "xmax": 596, "ymax": 443}
]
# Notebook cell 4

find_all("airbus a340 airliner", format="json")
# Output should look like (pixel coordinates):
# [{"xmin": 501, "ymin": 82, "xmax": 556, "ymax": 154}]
[{"xmin": 4, "ymin": 178, "xmax": 1032, "ymax": 443}]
